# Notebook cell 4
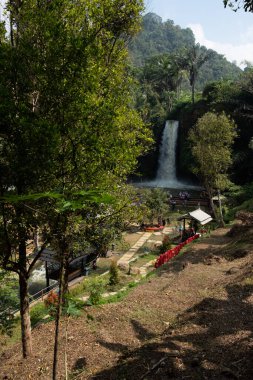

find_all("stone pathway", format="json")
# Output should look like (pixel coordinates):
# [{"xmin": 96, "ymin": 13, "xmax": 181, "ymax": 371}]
[
  {"xmin": 117, "ymin": 232, "xmax": 152, "ymax": 265},
  {"xmin": 163, "ymin": 226, "xmax": 176, "ymax": 234},
  {"xmin": 73, "ymin": 227, "xmax": 176, "ymax": 288},
  {"xmin": 139, "ymin": 259, "xmax": 155, "ymax": 277},
  {"xmin": 117, "ymin": 226, "xmax": 177, "ymax": 268},
  {"xmin": 79, "ymin": 227, "xmax": 177, "ymax": 301}
]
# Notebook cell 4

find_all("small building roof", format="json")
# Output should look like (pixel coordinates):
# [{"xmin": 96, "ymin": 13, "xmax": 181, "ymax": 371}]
[
  {"xmin": 36, "ymin": 247, "xmax": 95, "ymax": 264},
  {"xmin": 189, "ymin": 209, "xmax": 212, "ymax": 225},
  {"xmin": 178, "ymin": 208, "xmax": 212, "ymax": 225}
]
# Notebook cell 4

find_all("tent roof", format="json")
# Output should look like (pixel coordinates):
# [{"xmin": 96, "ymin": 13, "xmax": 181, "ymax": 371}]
[
  {"xmin": 178, "ymin": 208, "xmax": 212, "ymax": 225},
  {"xmin": 189, "ymin": 209, "xmax": 212, "ymax": 225}
]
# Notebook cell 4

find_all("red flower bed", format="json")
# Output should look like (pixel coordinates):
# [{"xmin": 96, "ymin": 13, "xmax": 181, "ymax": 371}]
[{"xmin": 154, "ymin": 234, "xmax": 200, "ymax": 268}]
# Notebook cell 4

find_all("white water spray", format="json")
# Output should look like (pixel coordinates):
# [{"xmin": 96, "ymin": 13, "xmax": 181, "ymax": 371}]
[
  {"xmin": 29, "ymin": 264, "xmax": 57, "ymax": 295},
  {"xmin": 134, "ymin": 120, "xmax": 201, "ymax": 189},
  {"xmin": 156, "ymin": 120, "xmax": 178, "ymax": 185}
]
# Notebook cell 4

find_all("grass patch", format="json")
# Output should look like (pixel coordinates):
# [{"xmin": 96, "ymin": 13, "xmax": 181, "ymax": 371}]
[
  {"xmin": 30, "ymin": 302, "xmax": 52, "ymax": 327},
  {"xmin": 0, "ymin": 319, "xmax": 21, "ymax": 354},
  {"xmin": 70, "ymin": 269, "xmax": 143, "ymax": 301},
  {"xmin": 69, "ymin": 278, "xmax": 90, "ymax": 298},
  {"xmin": 99, "ymin": 289, "xmax": 129, "ymax": 304},
  {"xmin": 128, "ymin": 281, "xmax": 139, "ymax": 288},
  {"xmin": 131, "ymin": 306, "xmax": 161, "ymax": 324},
  {"xmin": 85, "ymin": 280, "xmax": 139, "ymax": 307},
  {"xmin": 132, "ymin": 253, "xmax": 157, "ymax": 268},
  {"xmin": 243, "ymin": 277, "xmax": 253, "ymax": 286}
]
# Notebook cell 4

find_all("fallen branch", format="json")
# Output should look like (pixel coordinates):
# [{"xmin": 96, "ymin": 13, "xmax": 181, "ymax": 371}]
[{"xmin": 140, "ymin": 354, "xmax": 181, "ymax": 380}]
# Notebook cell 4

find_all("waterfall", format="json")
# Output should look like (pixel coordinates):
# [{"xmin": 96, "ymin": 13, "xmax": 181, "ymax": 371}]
[
  {"xmin": 133, "ymin": 120, "xmax": 201, "ymax": 189},
  {"xmin": 28, "ymin": 264, "xmax": 56, "ymax": 295},
  {"xmin": 156, "ymin": 120, "xmax": 178, "ymax": 184}
]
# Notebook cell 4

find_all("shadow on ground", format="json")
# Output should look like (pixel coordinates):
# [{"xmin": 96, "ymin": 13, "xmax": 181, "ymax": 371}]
[
  {"xmin": 154, "ymin": 225, "xmax": 253, "ymax": 278},
  {"xmin": 81, "ymin": 282, "xmax": 253, "ymax": 380}
]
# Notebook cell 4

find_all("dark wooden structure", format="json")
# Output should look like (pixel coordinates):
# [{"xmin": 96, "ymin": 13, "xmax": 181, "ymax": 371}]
[
  {"xmin": 38, "ymin": 248, "xmax": 98, "ymax": 286},
  {"xmin": 178, "ymin": 208, "xmax": 212, "ymax": 241}
]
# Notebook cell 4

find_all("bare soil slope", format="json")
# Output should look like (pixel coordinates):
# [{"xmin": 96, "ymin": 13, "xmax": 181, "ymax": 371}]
[{"xmin": 1, "ymin": 226, "xmax": 253, "ymax": 379}]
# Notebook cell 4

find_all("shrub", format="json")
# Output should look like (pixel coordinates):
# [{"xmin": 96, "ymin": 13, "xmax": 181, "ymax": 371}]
[
  {"xmin": 30, "ymin": 303, "xmax": 48, "ymax": 326},
  {"xmin": 69, "ymin": 280, "xmax": 86, "ymax": 297},
  {"xmin": 109, "ymin": 260, "xmax": 119, "ymax": 286},
  {"xmin": 86, "ymin": 277, "xmax": 106, "ymax": 305},
  {"xmin": 128, "ymin": 281, "xmax": 138, "ymax": 288},
  {"xmin": 159, "ymin": 235, "xmax": 172, "ymax": 254},
  {"xmin": 0, "ymin": 272, "xmax": 19, "ymax": 336},
  {"xmin": 44, "ymin": 291, "xmax": 59, "ymax": 316}
]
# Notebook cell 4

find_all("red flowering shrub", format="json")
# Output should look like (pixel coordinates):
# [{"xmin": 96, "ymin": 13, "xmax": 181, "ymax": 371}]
[
  {"xmin": 44, "ymin": 291, "xmax": 59, "ymax": 316},
  {"xmin": 159, "ymin": 235, "xmax": 171, "ymax": 254}
]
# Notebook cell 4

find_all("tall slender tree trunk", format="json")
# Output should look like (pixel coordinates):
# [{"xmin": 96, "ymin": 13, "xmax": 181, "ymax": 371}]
[
  {"xmin": 191, "ymin": 80, "xmax": 195, "ymax": 104},
  {"xmin": 33, "ymin": 228, "xmax": 39, "ymax": 252},
  {"xmin": 63, "ymin": 255, "xmax": 69, "ymax": 299},
  {"xmin": 52, "ymin": 260, "xmax": 64, "ymax": 380},
  {"xmin": 52, "ymin": 236, "xmax": 69, "ymax": 380},
  {"xmin": 218, "ymin": 189, "xmax": 225, "ymax": 227},
  {"xmin": 206, "ymin": 187, "xmax": 218, "ymax": 222},
  {"xmin": 19, "ymin": 273, "xmax": 32, "ymax": 357},
  {"xmin": 18, "ymin": 239, "xmax": 32, "ymax": 358}
]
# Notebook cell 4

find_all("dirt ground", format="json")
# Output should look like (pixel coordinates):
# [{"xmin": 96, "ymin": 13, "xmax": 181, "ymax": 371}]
[{"xmin": 1, "ymin": 225, "xmax": 253, "ymax": 379}]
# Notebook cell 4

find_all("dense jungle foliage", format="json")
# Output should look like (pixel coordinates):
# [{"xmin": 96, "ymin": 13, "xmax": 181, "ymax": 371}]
[
  {"xmin": 129, "ymin": 13, "xmax": 241, "ymax": 87},
  {"xmin": 129, "ymin": 13, "xmax": 253, "ymax": 186}
]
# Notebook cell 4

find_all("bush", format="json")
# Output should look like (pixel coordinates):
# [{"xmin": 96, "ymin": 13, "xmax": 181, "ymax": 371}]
[
  {"xmin": 109, "ymin": 260, "xmax": 119, "ymax": 286},
  {"xmin": 44, "ymin": 291, "xmax": 59, "ymax": 316},
  {"xmin": 0, "ymin": 272, "xmax": 19, "ymax": 336},
  {"xmin": 86, "ymin": 277, "xmax": 106, "ymax": 305},
  {"xmin": 128, "ymin": 281, "xmax": 138, "ymax": 288},
  {"xmin": 69, "ymin": 280, "xmax": 86, "ymax": 297},
  {"xmin": 30, "ymin": 303, "xmax": 49, "ymax": 326},
  {"xmin": 158, "ymin": 235, "xmax": 172, "ymax": 254}
]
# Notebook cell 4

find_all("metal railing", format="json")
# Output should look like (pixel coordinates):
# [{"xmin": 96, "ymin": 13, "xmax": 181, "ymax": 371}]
[
  {"xmin": 1, "ymin": 282, "xmax": 59, "ymax": 317},
  {"xmin": 28, "ymin": 282, "xmax": 59, "ymax": 306},
  {"xmin": 1, "ymin": 254, "xmax": 99, "ymax": 318}
]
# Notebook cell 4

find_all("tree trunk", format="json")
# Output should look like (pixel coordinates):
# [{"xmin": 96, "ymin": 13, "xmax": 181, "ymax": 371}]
[
  {"xmin": 64, "ymin": 315, "xmax": 70, "ymax": 380},
  {"xmin": 52, "ymin": 261, "xmax": 64, "ymax": 380},
  {"xmin": 206, "ymin": 187, "xmax": 218, "ymax": 222},
  {"xmin": 52, "ymin": 240, "xmax": 69, "ymax": 380},
  {"xmin": 63, "ymin": 255, "xmax": 69, "ymax": 300},
  {"xmin": 191, "ymin": 80, "xmax": 195, "ymax": 104},
  {"xmin": 218, "ymin": 189, "xmax": 225, "ymax": 227},
  {"xmin": 19, "ymin": 271, "xmax": 32, "ymax": 358},
  {"xmin": 33, "ymin": 228, "xmax": 39, "ymax": 252},
  {"xmin": 16, "ymin": 207, "xmax": 33, "ymax": 358}
]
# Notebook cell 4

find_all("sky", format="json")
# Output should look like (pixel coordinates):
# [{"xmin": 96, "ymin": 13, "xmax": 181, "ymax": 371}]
[
  {"xmin": 144, "ymin": 0, "xmax": 253, "ymax": 68},
  {"xmin": 1, "ymin": 0, "xmax": 253, "ymax": 68}
]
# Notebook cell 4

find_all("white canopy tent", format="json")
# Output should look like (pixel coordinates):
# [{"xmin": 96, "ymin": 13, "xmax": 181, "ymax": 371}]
[
  {"xmin": 178, "ymin": 208, "xmax": 213, "ymax": 236},
  {"xmin": 188, "ymin": 209, "xmax": 213, "ymax": 225}
]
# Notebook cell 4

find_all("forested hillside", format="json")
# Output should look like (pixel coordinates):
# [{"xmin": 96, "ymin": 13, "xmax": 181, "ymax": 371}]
[
  {"xmin": 129, "ymin": 13, "xmax": 242, "ymax": 91},
  {"xmin": 128, "ymin": 13, "xmax": 252, "ymax": 183},
  {"xmin": 2, "ymin": 3, "xmax": 253, "ymax": 378}
]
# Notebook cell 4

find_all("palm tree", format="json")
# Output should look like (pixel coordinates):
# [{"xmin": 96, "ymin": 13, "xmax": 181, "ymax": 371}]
[
  {"xmin": 170, "ymin": 51, "xmax": 189, "ymax": 99},
  {"xmin": 186, "ymin": 43, "xmax": 214, "ymax": 104}
]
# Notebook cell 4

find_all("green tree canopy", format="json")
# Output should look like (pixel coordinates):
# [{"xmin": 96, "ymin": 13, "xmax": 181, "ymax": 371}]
[
  {"xmin": 0, "ymin": 0, "xmax": 150, "ymax": 361},
  {"xmin": 189, "ymin": 112, "xmax": 237, "ymax": 221},
  {"xmin": 224, "ymin": 0, "xmax": 253, "ymax": 12}
]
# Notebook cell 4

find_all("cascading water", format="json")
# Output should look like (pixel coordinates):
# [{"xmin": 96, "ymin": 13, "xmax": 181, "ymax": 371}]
[
  {"xmin": 156, "ymin": 120, "xmax": 178, "ymax": 186},
  {"xmin": 28, "ymin": 264, "xmax": 57, "ymax": 295},
  {"xmin": 134, "ymin": 120, "xmax": 201, "ymax": 189}
]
